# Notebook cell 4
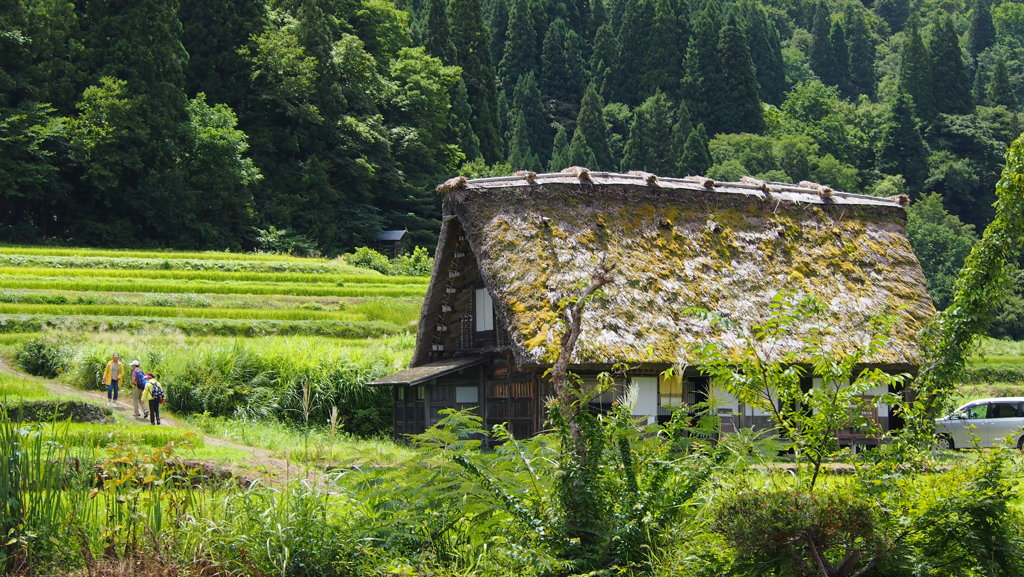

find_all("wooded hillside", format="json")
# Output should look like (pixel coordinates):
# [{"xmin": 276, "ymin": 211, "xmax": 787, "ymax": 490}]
[{"xmin": 1, "ymin": 0, "xmax": 1022, "ymax": 256}]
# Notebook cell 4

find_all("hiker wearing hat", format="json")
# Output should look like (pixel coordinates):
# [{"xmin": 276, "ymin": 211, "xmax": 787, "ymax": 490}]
[{"xmin": 129, "ymin": 360, "xmax": 146, "ymax": 418}]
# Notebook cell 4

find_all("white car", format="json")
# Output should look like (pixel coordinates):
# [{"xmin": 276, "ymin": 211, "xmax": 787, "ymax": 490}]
[{"xmin": 934, "ymin": 397, "xmax": 1024, "ymax": 450}]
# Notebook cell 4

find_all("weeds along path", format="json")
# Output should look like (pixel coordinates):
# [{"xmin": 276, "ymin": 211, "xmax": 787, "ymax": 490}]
[{"xmin": 0, "ymin": 356, "xmax": 315, "ymax": 487}]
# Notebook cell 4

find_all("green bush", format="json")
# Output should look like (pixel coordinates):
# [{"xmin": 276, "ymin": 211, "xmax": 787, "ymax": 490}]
[
  {"xmin": 343, "ymin": 246, "xmax": 391, "ymax": 274},
  {"xmin": 0, "ymin": 400, "xmax": 111, "ymax": 423},
  {"xmin": 388, "ymin": 246, "xmax": 434, "ymax": 276},
  {"xmin": 714, "ymin": 488, "xmax": 885, "ymax": 576},
  {"xmin": 14, "ymin": 335, "xmax": 71, "ymax": 378},
  {"xmin": 343, "ymin": 246, "xmax": 434, "ymax": 276}
]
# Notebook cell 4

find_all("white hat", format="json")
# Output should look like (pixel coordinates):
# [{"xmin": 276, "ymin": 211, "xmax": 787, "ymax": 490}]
[{"xmin": 130, "ymin": 360, "xmax": 140, "ymax": 366}]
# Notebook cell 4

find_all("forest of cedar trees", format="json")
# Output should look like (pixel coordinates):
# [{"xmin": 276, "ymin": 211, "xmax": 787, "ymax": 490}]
[{"xmin": 2, "ymin": 0, "xmax": 1024, "ymax": 332}]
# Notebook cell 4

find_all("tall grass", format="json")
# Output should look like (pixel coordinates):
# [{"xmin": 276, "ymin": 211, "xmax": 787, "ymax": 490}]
[
  {"xmin": 0, "ymin": 417, "xmax": 95, "ymax": 574},
  {"xmin": 40, "ymin": 422, "xmax": 203, "ymax": 449},
  {"xmin": 38, "ymin": 335, "xmax": 408, "ymax": 437},
  {"xmin": 0, "ymin": 373, "xmax": 49, "ymax": 398},
  {"xmin": 185, "ymin": 414, "xmax": 418, "ymax": 467}
]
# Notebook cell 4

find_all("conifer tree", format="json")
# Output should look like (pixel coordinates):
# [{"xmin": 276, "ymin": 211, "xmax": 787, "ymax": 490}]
[
  {"xmin": 507, "ymin": 108, "xmax": 542, "ymax": 170},
  {"xmin": 827, "ymin": 20, "xmax": 849, "ymax": 93},
  {"xmin": 616, "ymin": 0, "xmax": 656, "ymax": 106},
  {"xmin": 566, "ymin": 128, "xmax": 599, "ymax": 168},
  {"xmin": 549, "ymin": 122, "xmax": 571, "ymax": 170},
  {"xmin": 930, "ymin": 15, "xmax": 972, "ymax": 115},
  {"xmin": 809, "ymin": 0, "xmax": 835, "ymax": 84},
  {"xmin": 844, "ymin": 7, "xmax": 876, "ymax": 98},
  {"xmin": 669, "ymin": 99, "xmax": 694, "ymax": 169},
  {"xmin": 590, "ymin": 23, "xmax": 621, "ymax": 103},
  {"xmin": 877, "ymin": 92, "xmax": 929, "ymax": 192},
  {"xmin": 449, "ymin": 76, "xmax": 481, "ymax": 160},
  {"xmin": 592, "ymin": 0, "xmax": 607, "ymax": 33},
  {"xmin": 741, "ymin": 0, "xmax": 786, "ymax": 106},
  {"xmin": 540, "ymin": 18, "xmax": 587, "ymax": 130},
  {"xmin": 422, "ymin": 0, "xmax": 457, "ymax": 63},
  {"xmin": 487, "ymin": 0, "xmax": 509, "ymax": 67},
  {"xmin": 608, "ymin": 0, "xmax": 629, "ymax": 32},
  {"xmin": 78, "ymin": 0, "xmax": 190, "ymax": 239},
  {"xmin": 987, "ymin": 58, "xmax": 1017, "ymax": 108},
  {"xmin": 511, "ymin": 71, "xmax": 552, "ymax": 164},
  {"xmin": 617, "ymin": 0, "xmax": 687, "ymax": 105},
  {"xmin": 875, "ymin": 0, "xmax": 911, "ymax": 32},
  {"xmin": 717, "ymin": 13, "xmax": 764, "ymax": 134},
  {"xmin": 682, "ymin": 7, "xmax": 723, "ymax": 134},
  {"xmin": 680, "ymin": 123, "xmax": 711, "ymax": 175},
  {"xmin": 621, "ymin": 91, "xmax": 676, "ymax": 173},
  {"xmin": 449, "ymin": 0, "xmax": 503, "ymax": 162},
  {"xmin": 898, "ymin": 15, "xmax": 935, "ymax": 122},
  {"xmin": 967, "ymin": 0, "xmax": 995, "ymax": 58},
  {"xmin": 498, "ymin": 0, "xmax": 537, "ymax": 92},
  {"xmin": 20, "ymin": 0, "xmax": 85, "ymax": 113},
  {"xmin": 573, "ymin": 81, "xmax": 613, "ymax": 170}
]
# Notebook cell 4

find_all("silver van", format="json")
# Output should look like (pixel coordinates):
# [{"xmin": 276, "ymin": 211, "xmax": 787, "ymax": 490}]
[{"xmin": 934, "ymin": 397, "xmax": 1024, "ymax": 450}]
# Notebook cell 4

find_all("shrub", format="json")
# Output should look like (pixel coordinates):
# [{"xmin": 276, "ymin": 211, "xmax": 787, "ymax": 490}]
[
  {"xmin": 343, "ymin": 246, "xmax": 391, "ymax": 274},
  {"xmin": 0, "ymin": 400, "xmax": 111, "ymax": 423},
  {"xmin": 389, "ymin": 246, "xmax": 434, "ymax": 276},
  {"xmin": 343, "ymin": 246, "xmax": 434, "ymax": 276},
  {"xmin": 714, "ymin": 488, "xmax": 886, "ymax": 576},
  {"xmin": 14, "ymin": 335, "xmax": 71, "ymax": 378}
]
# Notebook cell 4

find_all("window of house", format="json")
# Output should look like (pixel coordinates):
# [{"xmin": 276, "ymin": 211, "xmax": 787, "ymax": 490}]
[
  {"xmin": 659, "ymin": 370, "xmax": 684, "ymax": 409},
  {"xmin": 475, "ymin": 288, "xmax": 494, "ymax": 332},
  {"xmin": 456, "ymin": 386, "xmax": 479, "ymax": 404},
  {"xmin": 631, "ymin": 376, "xmax": 658, "ymax": 422}
]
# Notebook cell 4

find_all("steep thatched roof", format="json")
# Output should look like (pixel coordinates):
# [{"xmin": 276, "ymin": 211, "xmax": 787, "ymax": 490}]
[{"xmin": 413, "ymin": 170, "xmax": 935, "ymax": 368}]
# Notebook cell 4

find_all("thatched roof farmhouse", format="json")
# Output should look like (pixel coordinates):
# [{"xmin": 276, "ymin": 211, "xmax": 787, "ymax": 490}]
[{"xmin": 371, "ymin": 169, "xmax": 936, "ymax": 440}]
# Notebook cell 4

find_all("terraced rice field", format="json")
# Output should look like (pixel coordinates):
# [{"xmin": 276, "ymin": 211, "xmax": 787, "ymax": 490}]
[{"xmin": 0, "ymin": 246, "xmax": 428, "ymax": 338}]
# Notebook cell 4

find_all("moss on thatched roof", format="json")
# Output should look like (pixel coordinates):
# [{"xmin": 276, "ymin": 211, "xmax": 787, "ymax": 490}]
[{"xmin": 414, "ymin": 171, "xmax": 935, "ymax": 368}]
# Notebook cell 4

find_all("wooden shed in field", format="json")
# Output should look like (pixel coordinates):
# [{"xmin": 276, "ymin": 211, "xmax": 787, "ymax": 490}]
[{"xmin": 369, "ymin": 169, "xmax": 936, "ymax": 441}]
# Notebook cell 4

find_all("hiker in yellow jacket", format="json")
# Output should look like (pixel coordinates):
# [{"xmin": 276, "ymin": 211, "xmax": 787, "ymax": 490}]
[{"xmin": 101, "ymin": 353, "xmax": 125, "ymax": 407}]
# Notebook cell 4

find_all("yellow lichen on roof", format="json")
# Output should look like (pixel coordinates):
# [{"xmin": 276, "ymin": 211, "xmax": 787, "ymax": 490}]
[{"xmin": 446, "ymin": 177, "xmax": 935, "ymax": 367}]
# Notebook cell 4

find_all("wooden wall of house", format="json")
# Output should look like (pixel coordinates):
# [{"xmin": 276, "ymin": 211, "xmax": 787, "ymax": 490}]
[{"xmin": 426, "ymin": 219, "xmax": 507, "ymax": 358}]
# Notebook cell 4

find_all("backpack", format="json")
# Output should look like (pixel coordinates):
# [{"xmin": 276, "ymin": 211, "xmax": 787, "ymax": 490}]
[{"xmin": 151, "ymin": 383, "xmax": 165, "ymax": 402}]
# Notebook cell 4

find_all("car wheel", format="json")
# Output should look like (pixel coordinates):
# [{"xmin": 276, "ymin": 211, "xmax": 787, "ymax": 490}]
[
  {"xmin": 935, "ymin": 435, "xmax": 954, "ymax": 451},
  {"xmin": 1018, "ymin": 436, "xmax": 1024, "ymax": 451}
]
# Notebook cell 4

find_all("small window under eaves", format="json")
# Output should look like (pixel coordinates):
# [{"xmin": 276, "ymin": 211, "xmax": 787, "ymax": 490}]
[{"xmin": 475, "ymin": 288, "xmax": 494, "ymax": 332}]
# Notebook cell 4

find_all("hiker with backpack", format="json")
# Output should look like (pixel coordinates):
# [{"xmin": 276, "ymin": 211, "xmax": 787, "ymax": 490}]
[
  {"xmin": 141, "ymin": 374, "xmax": 166, "ymax": 425},
  {"xmin": 129, "ymin": 360, "xmax": 146, "ymax": 418}
]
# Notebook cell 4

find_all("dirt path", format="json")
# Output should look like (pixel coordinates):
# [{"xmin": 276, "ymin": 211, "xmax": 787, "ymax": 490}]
[{"xmin": 0, "ymin": 357, "xmax": 311, "ymax": 486}]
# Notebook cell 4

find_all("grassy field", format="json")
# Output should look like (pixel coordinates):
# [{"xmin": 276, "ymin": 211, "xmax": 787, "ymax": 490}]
[
  {"xmin": 0, "ymin": 245, "xmax": 425, "ymax": 441},
  {"xmin": 3, "ymin": 246, "xmax": 1024, "ymax": 576}
]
